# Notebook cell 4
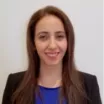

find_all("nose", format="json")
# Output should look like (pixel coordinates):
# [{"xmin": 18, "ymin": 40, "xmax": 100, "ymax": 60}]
[{"xmin": 48, "ymin": 36, "xmax": 57, "ymax": 49}]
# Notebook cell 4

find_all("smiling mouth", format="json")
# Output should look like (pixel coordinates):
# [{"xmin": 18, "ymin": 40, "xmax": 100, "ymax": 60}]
[{"xmin": 45, "ymin": 52, "xmax": 59, "ymax": 57}]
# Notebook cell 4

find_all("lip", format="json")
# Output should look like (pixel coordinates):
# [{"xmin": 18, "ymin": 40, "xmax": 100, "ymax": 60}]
[
  {"xmin": 45, "ymin": 52, "xmax": 60, "ymax": 58},
  {"xmin": 45, "ymin": 52, "xmax": 59, "ymax": 54}
]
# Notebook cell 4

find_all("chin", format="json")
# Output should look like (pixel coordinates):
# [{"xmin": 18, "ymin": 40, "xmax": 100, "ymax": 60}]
[{"xmin": 44, "ymin": 60, "xmax": 61, "ymax": 66}]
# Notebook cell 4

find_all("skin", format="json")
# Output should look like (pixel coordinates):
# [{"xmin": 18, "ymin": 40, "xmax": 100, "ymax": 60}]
[{"xmin": 34, "ymin": 15, "xmax": 67, "ymax": 88}]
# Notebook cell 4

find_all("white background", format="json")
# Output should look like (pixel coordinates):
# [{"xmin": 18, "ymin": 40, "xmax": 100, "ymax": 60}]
[{"xmin": 0, "ymin": 0, "xmax": 103, "ymax": 103}]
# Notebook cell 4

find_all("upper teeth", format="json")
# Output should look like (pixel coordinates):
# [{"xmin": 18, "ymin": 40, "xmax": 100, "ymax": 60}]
[{"xmin": 46, "ymin": 53, "xmax": 58, "ymax": 57}]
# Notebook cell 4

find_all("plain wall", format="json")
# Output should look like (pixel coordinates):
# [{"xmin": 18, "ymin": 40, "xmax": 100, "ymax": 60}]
[{"xmin": 0, "ymin": 0, "xmax": 103, "ymax": 103}]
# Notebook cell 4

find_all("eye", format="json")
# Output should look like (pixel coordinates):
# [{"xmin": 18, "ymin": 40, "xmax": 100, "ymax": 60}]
[
  {"xmin": 38, "ymin": 32, "xmax": 49, "ymax": 40},
  {"xmin": 56, "ymin": 35, "xmax": 65, "ymax": 40},
  {"xmin": 39, "ymin": 36, "xmax": 46, "ymax": 39},
  {"xmin": 57, "ymin": 35, "xmax": 64, "ymax": 38},
  {"xmin": 39, "ymin": 35, "xmax": 48, "ymax": 40},
  {"xmin": 56, "ymin": 32, "xmax": 66, "ymax": 39}
]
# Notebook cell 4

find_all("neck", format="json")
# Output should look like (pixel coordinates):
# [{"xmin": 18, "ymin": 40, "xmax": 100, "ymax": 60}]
[{"xmin": 38, "ymin": 61, "xmax": 62, "ymax": 88}]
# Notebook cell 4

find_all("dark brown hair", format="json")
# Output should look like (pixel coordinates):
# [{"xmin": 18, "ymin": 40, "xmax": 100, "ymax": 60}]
[{"xmin": 12, "ymin": 5, "xmax": 87, "ymax": 104}]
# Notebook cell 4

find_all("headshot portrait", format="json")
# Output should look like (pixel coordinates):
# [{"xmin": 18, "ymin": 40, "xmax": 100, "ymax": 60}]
[{"xmin": 0, "ymin": 1, "xmax": 102, "ymax": 104}]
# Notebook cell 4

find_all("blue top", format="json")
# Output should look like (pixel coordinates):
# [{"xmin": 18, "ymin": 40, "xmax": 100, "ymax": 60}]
[{"xmin": 35, "ymin": 85, "xmax": 67, "ymax": 104}]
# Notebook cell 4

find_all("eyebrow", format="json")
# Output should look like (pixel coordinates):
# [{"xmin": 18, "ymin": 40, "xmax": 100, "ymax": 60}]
[{"xmin": 37, "ymin": 31, "xmax": 65, "ymax": 36}]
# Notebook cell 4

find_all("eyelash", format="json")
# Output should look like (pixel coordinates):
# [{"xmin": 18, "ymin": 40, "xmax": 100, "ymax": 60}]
[
  {"xmin": 39, "ymin": 35, "xmax": 65, "ymax": 39},
  {"xmin": 39, "ymin": 36, "xmax": 46, "ymax": 39},
  {"xmin": 57, "ymin": 35, "xmax": 65, "ymax": 38}
]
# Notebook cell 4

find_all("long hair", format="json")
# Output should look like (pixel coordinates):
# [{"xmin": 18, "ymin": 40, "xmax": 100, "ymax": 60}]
[{"xmin": 12, "ymin": 5, "xmax": 87, "ymax": 104}]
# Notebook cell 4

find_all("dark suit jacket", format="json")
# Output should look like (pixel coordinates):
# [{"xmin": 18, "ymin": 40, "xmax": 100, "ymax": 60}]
[{"xmin": 2, "ymin": 71, "xmax": 102, "ymax": 104}]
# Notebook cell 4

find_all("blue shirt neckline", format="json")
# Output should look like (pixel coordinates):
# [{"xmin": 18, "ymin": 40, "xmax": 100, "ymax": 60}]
[{"xmin": 38, "ymin": 85, "xmax": 61, "ymax": 90}]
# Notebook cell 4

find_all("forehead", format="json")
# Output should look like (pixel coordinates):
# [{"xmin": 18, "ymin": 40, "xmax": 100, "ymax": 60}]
[{"xmin": 35, "ymin": 15, "xmax": 65, "ymax": 33}]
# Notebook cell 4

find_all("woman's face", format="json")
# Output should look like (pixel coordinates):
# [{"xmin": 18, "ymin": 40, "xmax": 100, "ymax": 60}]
[{"xmin": 34, "ymin": 15, "xmax": 67, "ymax": 66}]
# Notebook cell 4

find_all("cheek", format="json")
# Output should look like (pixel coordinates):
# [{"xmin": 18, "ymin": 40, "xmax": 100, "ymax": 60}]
[
  {"xmin": 35, "ymin": 42, "xmax": 46, "ymax": 54},
  {"xmin": 60, "ymin": 40, "xmax": 67, "ymax": 52}
]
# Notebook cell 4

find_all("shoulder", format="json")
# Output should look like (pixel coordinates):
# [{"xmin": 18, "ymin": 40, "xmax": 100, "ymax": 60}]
[
  {"xmin": 9, "ymin": 71, "xmax": 26, "ymax": 81},
  {"xmin": 9, "ymin": 70, "xmax": 26, "ymax": 77},
  {"xmin": 7, "ymin": 71, "xmax": 26, "ymax": 86},
  {"xmin": 80, "ymin": 71, "xmax": 96, "ymax": 79},
  {"xmin": 79, "ymin": 71, "xmax": 102, "ymax": 104},
  {"xmin": 80, "ymin": 71, "xmax": 97, "ymax": 83},
  {"xmin": 4, "ymin": 71, "xmax": 99, "ymax": 92},
  {"xmin": 79, "ymin": 71, "xmax": 99, "ymax": 92},
  {"xmin": 4, "ymin": 70, "xmax": 26, "ymax": 90},
  {"xmin": 2, "ymin": 71, "xmax": 26, "ymax": 104}
]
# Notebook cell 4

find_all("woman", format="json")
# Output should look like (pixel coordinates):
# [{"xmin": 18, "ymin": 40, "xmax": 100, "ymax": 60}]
[{"xmin": 2, "ymin": 5, "xmax": 102, "ymax": 104}]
